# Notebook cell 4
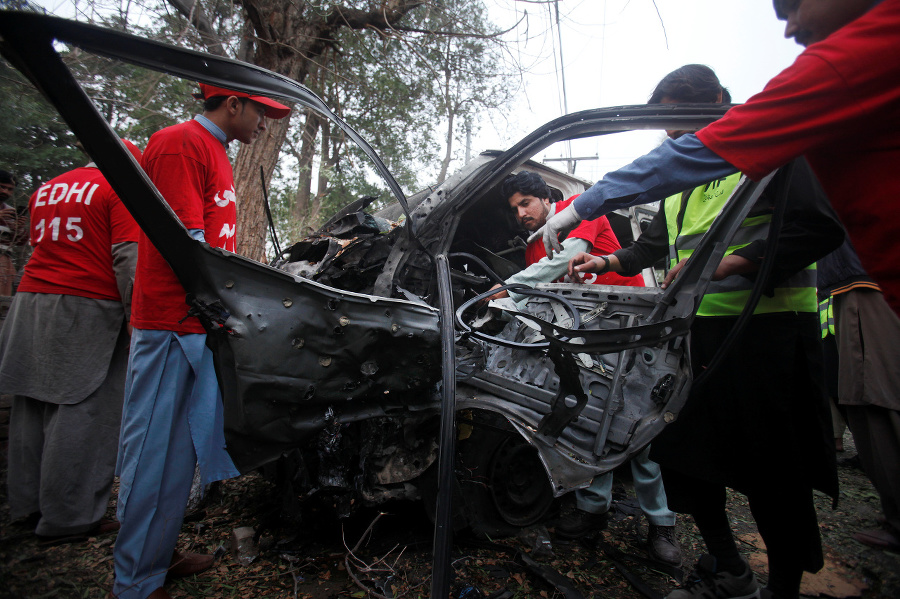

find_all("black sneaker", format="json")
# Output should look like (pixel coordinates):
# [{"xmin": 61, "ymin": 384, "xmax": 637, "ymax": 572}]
[
  {"xmin": 555, "ymin": 508, "xmax": 608, "ymax": 539},
  {"xmin": 665, "ymin": 555, "xmax": 759, "ymax": 599},
  {"xmin": 648, "ymin": 524, "xmax": 683, "ymax": 566}
]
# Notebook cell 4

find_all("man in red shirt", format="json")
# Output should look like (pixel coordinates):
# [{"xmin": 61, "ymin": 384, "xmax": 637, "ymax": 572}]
[
  {"xmin": 113, "ymin": 85, "xmax": 289, "ymax": 599},
  {"xmin": 538, "ymin": 0, "xmax": 900, "ymax": 319},
  {"xmin": 0, "ymin": 141, "xmax": 142, "ymax": 539},
  {"xmin": 487, "ymin": 171, "xmax": 643, "ymax": 303},
  {"xmin": 486, "ymin": 172, "xmax": 681, "ymax": 566}
]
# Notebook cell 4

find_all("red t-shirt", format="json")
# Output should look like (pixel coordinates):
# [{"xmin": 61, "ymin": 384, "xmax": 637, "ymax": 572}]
[
  {"xmin": 131, "ymin": 120, "xmax": 237, "ymax": 333},
  {"xmin": 525, "ymin": 196, "xmax": 645, "ymax": 287},
  {"xmin": 17, "ymin": 167, "xmax": 140, "ymax": 301},
  {"xmin": 696, "ymin": 0, "xmax": 900, "ymax": 314}
]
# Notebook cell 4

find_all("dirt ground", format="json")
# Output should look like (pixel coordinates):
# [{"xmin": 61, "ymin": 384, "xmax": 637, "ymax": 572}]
[{"xmin": 0, "ymin": 425, "xmax": 898, "ymax": 599}]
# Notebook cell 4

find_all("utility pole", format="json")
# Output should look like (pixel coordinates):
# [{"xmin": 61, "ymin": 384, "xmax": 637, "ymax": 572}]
[
  {"xmin": 543, "ymin": 155, "xmax": 599, "ymax": 176},
  {"xmin": 464, "ymin": 117, "xmax": 472, "ymax": 164}
]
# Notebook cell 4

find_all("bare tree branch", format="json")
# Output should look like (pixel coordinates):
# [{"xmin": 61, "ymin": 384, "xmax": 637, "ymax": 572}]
[
  {"xmin": 651, "ymin": 0, "xmax": 669, "ymax": 49},
  {"xmin": 166, "ymin": 0, "xmax": 228, "ymax": 55},
  {"xmin": 327, "ymin": 1, "xmax": 428, "ymax": 32},
  {"xmin": 378, "ymin": 14, "xmax": 522, "ymax": 40}
]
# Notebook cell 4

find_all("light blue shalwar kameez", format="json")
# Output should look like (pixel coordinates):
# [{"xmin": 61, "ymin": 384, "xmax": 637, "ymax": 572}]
[
  {"xmin": 113, "ymin": 115, "xmax": 241, "ymax": 599},
  {"xmin": 112, "ymin": 328, "xmax": 239, "ymax": 598}
]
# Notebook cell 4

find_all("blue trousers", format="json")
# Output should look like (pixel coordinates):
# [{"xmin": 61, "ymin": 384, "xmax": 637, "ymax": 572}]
[
  {"xmin": 576, "ymin": 445, "xmax": 676, "ymax": 526},
  {"xmin": 113, "ymin": 329, "xmax": 239, "ymax": 598}
]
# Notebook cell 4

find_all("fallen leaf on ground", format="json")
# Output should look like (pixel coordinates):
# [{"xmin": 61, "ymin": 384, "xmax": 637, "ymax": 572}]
[{"xmin": 736, "ymin": 533, "xmax": 868, "ymax": 598}]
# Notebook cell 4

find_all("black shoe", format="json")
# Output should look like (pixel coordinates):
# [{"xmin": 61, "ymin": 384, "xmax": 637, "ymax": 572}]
[
  {"xmin": 555, "ymin": 509, "xmax": 608, "ymax": 539},
  {"xmin": 665, "ymin": 555, "xmax": 759, "ymax": 599},
  {"xmin": 648, "ymin": 524, "xmax": 683, "ymax": 566}
]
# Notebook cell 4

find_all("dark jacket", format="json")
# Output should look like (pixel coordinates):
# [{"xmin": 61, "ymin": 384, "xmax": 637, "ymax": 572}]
[{"xmin": 816, "ymin": 238, "xmax": 879, "ymax": 301}]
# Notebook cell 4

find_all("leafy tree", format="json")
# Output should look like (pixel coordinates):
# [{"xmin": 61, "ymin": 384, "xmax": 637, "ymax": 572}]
[
  {"xmin": 3, "ymin": 0, "xmax": 517, "ymax": 262},
  {"xmin": 268, "ymin": 0, "xmax": 514, "ymax": 236},
  {"xmin": 0, "ymin": 0, "xmax": 211, "ymax": 200},
  {"xmin": 284, "ymin": 25, "xmax": 442, "ymax": 226},
  {"xmin": 414, "ymin": 0, "xmax": 514, "ymax": 184},
  {"xmin": 0, "ymin": 60, "xmax": 84, "ymax": 203}
]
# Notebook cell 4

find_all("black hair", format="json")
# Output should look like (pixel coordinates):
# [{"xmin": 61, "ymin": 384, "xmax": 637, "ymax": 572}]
[
  {"xmin": 648, "ymin": 64, "xmax": 731, "ymax": 105},
  {"xmin": 500, "ymin": 171, "xmax": 551, "ymax": 203},
  {"xmin": 772, "ymin": 0, "xmax": 792, "ymax": 20},
  {"xmin": 0, "ymin": 169, "xmax": 17, "ymax": 186},
  {"xmin": 203, "ymin": 95, "xmax": 248, "ymax": 112}
]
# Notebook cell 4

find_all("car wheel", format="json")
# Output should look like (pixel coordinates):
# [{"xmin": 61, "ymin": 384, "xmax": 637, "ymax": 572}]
[
  {"xmin": 456, "ymin": 411, "xmax": 555, "ymax": 537},
  {"xmin": 487, "ymin": 434, "xmax": 555, "ymax": 527}
]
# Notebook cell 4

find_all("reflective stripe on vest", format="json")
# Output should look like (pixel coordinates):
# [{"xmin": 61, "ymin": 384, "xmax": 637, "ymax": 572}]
[
  {"xmin": 664, "ymin": 172, "xmax": 818, "ymax": 317},
  {"xmin": 819, "ymin": 296, "xmax": 835, "ymax": 338}
]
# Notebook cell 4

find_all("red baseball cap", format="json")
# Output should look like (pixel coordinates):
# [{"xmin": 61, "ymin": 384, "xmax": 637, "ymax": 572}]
[{"xmin": 195, "ymin": 83, "xmax": 291, "ymax": 119}]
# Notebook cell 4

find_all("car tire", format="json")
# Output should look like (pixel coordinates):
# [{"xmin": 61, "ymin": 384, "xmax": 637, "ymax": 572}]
[{"xmin": 422, "ymin": 410, "xmax": 556, "ymax": 538}]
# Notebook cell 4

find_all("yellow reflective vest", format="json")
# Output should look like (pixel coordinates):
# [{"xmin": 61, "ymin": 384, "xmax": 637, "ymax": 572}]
[
  {"xmin": 663, "ymin": 173, "xmax": 818, "ymax": 317},
  {"xmin": 818, "ymin": 296, "xmax": 835, "ymax": 338}
]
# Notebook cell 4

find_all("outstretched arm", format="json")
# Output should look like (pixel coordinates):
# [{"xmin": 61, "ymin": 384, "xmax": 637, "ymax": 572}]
[
  {"xmin": 537, "ymin": 135, "xmax": 738, "ymax": 256},
  {"xmin": 485, "ymin": 237, "xmax": 590, "ymax": 303}
]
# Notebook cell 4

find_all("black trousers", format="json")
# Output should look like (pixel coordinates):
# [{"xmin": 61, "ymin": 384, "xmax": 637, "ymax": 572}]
[{"xmin": 661, "ymin": 465, "xmax": 824, "ymax": 573}]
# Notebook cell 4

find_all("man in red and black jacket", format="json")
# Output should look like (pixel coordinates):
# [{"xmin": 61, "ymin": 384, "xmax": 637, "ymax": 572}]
[{"xmin": 486, "ymin": 171, "xmax": 681, "ymax": 567}]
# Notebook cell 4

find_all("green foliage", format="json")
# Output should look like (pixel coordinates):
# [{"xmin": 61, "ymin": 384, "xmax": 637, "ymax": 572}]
[
  {"xmin": 316, "ymin": 29, "xmax": 442, "ymax": 206},
  {"xmin": 0, "ymin": 60, "xmax": 84, "ymax": 202},
  {"xmin": 0, "ymin": 0, "xmax": 220, "ymax": 199},
  {"xmin": 67, "ymin": 4, "xmax": 239, "ymax": 145},
  {"xmin": 65, "ymin": 51, "xmax": 198, "ymax": 149},
  {"xmin": 0, "ymin": 0, "xmax": 42, "ymax": 11},
  {"xmin": 2, "ymin": 0, "xmax": 516, "ymax": 242},
  {"xmin": 270, "ymin": 0, "xmax": 515, "ymax": 233}
]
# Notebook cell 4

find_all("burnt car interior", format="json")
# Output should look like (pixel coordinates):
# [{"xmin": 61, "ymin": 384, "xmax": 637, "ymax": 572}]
[
  {"xmin": 0, "ymin": 11, "xmax": 789, "ymax": 595},
  {"xmin": 346, "ymin": 159, "xmax": 651, "ymax": 316},
  {"xmin": 445, "ymin": 162, "xmax": 644, "ymax": 286}
]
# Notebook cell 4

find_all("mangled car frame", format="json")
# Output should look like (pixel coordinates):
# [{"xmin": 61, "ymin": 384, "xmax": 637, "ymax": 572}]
[{"xmin": 0, "ymin": 11, "xmax": 784, "ymax": 571}]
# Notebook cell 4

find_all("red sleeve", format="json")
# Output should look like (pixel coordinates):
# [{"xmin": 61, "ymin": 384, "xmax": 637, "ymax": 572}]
[
  {"xmin": 697, "ymin": 54, "xmax": 853, "ymax": 180},
  {"xmin": 585, "ymin": 216, "xmax": 622, "ymax": 255},
  {"xmin": 697, "ymin": 2, "xmax": 900, "ymax": 180},
  {"xmin": 567, "ymin": 217, "xmax": 603, "ymax": 247},
  {"xmin": 567, "ymin": 209, "xmax": 624, "ymax": 256},
  {"xmin": 594, "ymin": 217, "xmax": 644, "ymax": 287},
  {"xmin": 563, "ymin": 198, "xmax": 644, "ymax": 287}
]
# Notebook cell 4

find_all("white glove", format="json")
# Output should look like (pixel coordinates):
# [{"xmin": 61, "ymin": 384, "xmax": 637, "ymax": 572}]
[{"xmin": 527, "ymin": 203, "xmax": 582, "ymax": 257}]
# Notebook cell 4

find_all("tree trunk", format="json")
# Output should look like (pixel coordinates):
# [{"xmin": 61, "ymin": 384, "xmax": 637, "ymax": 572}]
[
  {"xmin": 316, "ymin": 118, "xmax": 332, "ymax": 205},
  {"xmin": 234, "ymin": 109, "xmax": 295, "ymax": 262},
  {"xmin": 437, "ymin": 63, "xmax": 454, "ymax": 184},
  {"xmin": 292, "ymin": 109, "xmax": 321, "ymax": 227},
  {"xmin": 231, "ymin": 0, "xmax": 431, "ymax": 260},
  {"xmin": 437, "ymin": 110, "xmax": 454, "ymax": 184}
]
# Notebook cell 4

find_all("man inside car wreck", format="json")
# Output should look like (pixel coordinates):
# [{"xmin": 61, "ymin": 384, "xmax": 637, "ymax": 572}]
[{"xmin": 484, "ymin": 171, "xmax": 681, "ymax": 566}]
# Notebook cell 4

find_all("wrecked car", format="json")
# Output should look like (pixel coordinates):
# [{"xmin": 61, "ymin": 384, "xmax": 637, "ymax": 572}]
[{"xmin": 0, "ymin": 12, "xmax": 781, "ymax": 546}]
